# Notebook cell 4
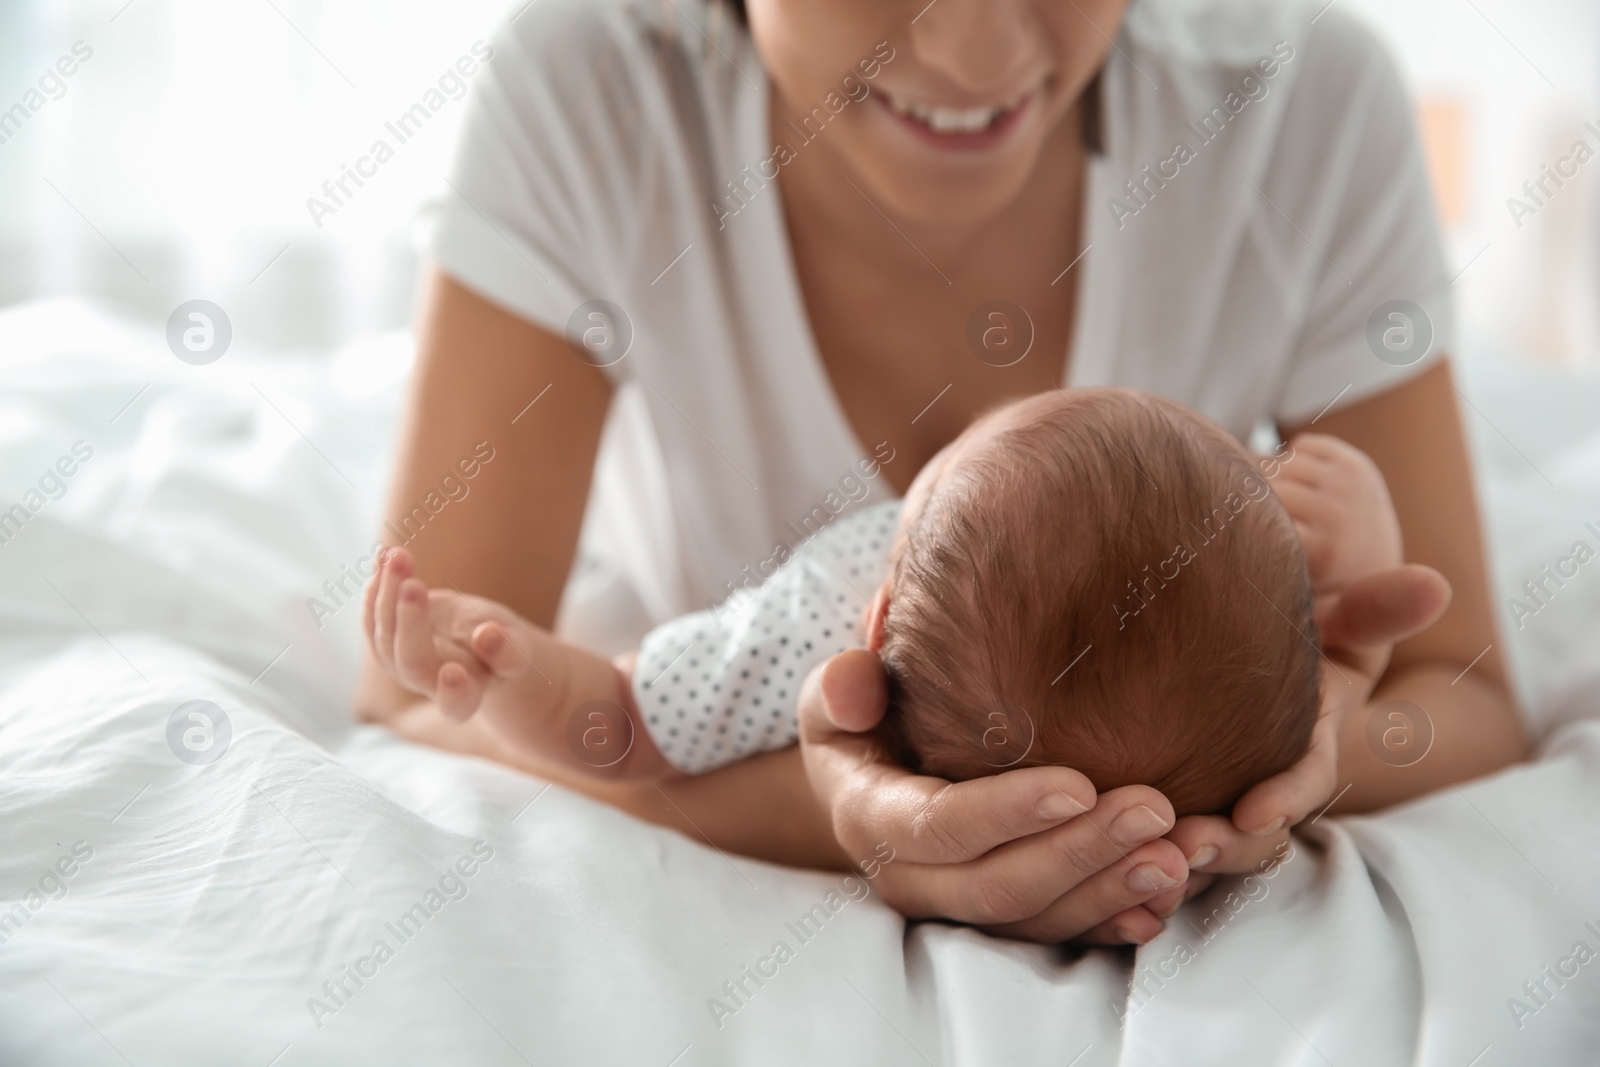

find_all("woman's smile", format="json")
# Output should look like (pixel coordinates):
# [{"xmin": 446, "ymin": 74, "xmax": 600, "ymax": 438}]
[{"xmin": 875, "ymin": 87, "xmax": 1038, "ymax": 153}]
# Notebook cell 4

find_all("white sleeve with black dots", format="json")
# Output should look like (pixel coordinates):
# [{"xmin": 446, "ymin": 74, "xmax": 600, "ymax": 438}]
[{"xmin": 632, "ymin": 500, "xmax": 903, "ymax": 774}]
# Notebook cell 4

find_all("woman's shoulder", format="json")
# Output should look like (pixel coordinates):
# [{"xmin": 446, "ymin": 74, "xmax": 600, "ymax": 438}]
[
  {"xmin": 485, "ymin": 0, "xmax": 754, "ymax": 132},
  {"xmin": 1123, "ymin": 0, "xmax": 1384, "ymax": 65},
  {"xmin": 1087, "ymin": 1, "xmax": 1448, "ymax": 438},
  {"xmin": 418, "ymin": 0, "xmax": 762, "ymax": 364},
  {"xmin": 1103, "ymin": 0, "xmax": 1414, "ymax": 178},
  {"xmin": 1119, "ymin": 0, "xmax": 1402, "ymax": 107}
]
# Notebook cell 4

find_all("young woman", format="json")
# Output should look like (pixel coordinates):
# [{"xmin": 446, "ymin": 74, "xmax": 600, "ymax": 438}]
[{"xmin": 359, "ymin": 0, "xmax": 1526, "ymax": 945}]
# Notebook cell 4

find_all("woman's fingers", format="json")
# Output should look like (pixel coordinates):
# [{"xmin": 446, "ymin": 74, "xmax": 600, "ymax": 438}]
[
  {"xmin": 830, "ymin": 765, "xmax": 1100, "ymax": 866},
  {"xmin": 835, "ymin": 771, "xmax": 1095, "ymax": 867},
  {"xmin": 979, "ymin": 837, "xmax": 1189, "ymax": 942},
  {"xmin": 1077, "ymin": 873, "xmax": 1217, "ymax": 945},
  {"xmin": 1076, "ymin": 905, "xmax": 1165, "ymax": 946},
  {"xmin": 794, "ymin": 652, "xmax": 887, "ymax": 795},
  {"xmin": 879, "ymin": 786, "xmax": 1177, "ymax": 923},
  {"xmin": 1166, "ymin": 814, "xmax": 1291, "ymax": 874},
  {"xmin": 796, "ymin": 648, "xmax": 1187, "ymax": 942},
  {"xmin": 1142, "ymin": 870, "xmax": 1213, "ymax": 918},
  {"xmin": 1230, "ymin": 698, "xmax": 1340, "ymax": 835},
  {"xmin": 1164, "ymin": 813, "xmax": 1237, "ymax": 870},
  {"xmin": 799, "ymin": 650, "xmax": 1101, "ymax": 863}
]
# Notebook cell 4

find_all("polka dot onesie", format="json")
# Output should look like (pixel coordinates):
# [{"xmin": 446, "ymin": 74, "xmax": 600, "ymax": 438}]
[{"xmin": 633, "ymin": 500, "xmax": 903, "ymax": 774}]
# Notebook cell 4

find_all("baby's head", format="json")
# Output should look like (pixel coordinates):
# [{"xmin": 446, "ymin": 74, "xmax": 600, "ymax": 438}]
[{"xmin": 868, "ymin": 390, "xmax": 1320, "ymax": 816}]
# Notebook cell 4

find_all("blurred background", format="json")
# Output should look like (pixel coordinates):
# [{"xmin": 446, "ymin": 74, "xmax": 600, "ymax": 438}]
[{"xmin": 0, "ymin": 0, "xmax": 1596, "ymax": 366}]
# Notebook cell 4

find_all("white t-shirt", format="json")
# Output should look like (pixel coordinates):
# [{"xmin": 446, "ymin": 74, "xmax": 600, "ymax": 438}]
[{"xmin": 418, "ymin": 0, "xmax": 1452, "ymax": 651}]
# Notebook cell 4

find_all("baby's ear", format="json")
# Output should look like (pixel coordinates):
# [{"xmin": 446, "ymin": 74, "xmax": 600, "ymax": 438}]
[{"xmin": 863, "ymin": 584, "xmax": 892, "ymax": 652}]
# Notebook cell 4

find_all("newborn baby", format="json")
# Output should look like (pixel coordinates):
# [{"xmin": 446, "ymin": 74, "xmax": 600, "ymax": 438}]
[
  {"xmin": 383, "ymin": 388, "xmax": 1319, "ymax": 817},
  {"xmin": 631, "ymin": 389, "xmax": 1319, "ymax": 814},
  {"xmin": 886, "ymin": 390, "xmax": 1321, "ymax": 813}
]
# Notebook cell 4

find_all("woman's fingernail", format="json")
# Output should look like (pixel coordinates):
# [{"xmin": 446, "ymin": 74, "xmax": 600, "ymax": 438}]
[
  {"xmin": 1153, "ymin": 895, "xmax": 1184, "ymax": 918},
  {"xmin": 1110, "ymin": 805, "xmax": 1171, "ymax": 845},
  {"xmin": 1035, "ymin": 791, "xmax": 1083, "ymax": 821},
  {"xmin": 1127, "ymin": 863, "xmax": 1180, "ymax": 893},
  {"xmin": 1187, "ymin": 844, "xmax": 1220, "ymax": 870},
  {"xmin": 1250, "ymin": 817, "xmax": 1288, "ymax": 836},
  {"xmin": 1116, "ymin": 922, "xmax": 1155, "ymax": 945}
]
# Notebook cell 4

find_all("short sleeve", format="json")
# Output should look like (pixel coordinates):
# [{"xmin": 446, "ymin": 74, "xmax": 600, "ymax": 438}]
[
  {"xmin": 413, "ymin": 1, "xmax": 655, "ymax": 380},
  {"xmin": 1271, "ymin": 12, "xmax": 1454, "ymax": 425}
]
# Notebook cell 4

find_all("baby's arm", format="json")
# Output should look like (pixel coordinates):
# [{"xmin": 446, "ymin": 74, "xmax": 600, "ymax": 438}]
[
  {"xmin": 369, "ymin": 505, "xmax": 899, "ymax": 780},
  {"xmin": 629, "ymin": 502, "xmax": 899, "ymax": 774},
  {"xmin": 363, "ymin": 547, "xmax": 674, "ymax": 780}
]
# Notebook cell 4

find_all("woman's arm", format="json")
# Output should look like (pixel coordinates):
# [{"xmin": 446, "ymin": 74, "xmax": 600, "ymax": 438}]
[
  {"xmin": 355, "ymin": 268, "xmax": 611, "ymax": 722},
  {"xmin": 1281, "ymin": 358, "xmax": 1531, "ymax": 811},
  {"xmin": 388, "ymin": 698, "xmax": 855, "ymax": 867},
  {"xmin": 364, "ymin": 270, "xmax": 867, "ymax": 864}
]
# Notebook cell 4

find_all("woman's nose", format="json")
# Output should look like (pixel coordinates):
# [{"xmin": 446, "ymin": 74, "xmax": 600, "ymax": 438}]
[{"xmin": 907, "ymin": 0, "xmax": 1041, "ymax": 96}]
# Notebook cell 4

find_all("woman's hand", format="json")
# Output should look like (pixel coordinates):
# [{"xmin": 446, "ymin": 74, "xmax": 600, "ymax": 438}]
[
  {"xmin": 1167, "ymin": 565, "xmax": 1451, "ymax": 873},
  {"xmin": 1168, "ymin": 433, "xmax": 1454, "ymax": 877},
  {"xmin": 797, "ymin": 649, "xmax": 1195, "ymax": 944}
]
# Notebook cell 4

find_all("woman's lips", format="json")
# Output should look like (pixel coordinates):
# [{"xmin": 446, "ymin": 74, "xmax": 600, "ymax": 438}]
[{"xmin": 875, "ymin": 89, "xmax": 1036, "ymax": 153}]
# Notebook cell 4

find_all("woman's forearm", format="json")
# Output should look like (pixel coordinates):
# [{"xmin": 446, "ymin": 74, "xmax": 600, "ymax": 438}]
[
  {"xmin": 1331, "ymin": 661, "xmax": 1530, "ymax": 814},
  {"xmin": 609, "ymin": 743, "xmax": 851, "ymax": 870},
  {"xmin": 385, "ymin": 700, "xmax": 850, "ymax": 869}
]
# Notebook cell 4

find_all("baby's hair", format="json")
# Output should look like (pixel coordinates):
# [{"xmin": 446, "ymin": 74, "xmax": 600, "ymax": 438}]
[{"xmin": 878, "ymin": 391, "xmax": 1320, "ymax": 815}]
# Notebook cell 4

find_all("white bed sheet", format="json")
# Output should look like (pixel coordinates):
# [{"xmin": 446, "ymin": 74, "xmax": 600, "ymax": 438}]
[{"xmin": 1, "ymin": 299, "xmax": 1598, "ymax": 1066}]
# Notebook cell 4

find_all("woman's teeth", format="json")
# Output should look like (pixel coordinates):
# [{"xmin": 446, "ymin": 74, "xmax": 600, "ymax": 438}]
[{"xmin": 887, "ymin": 94, "xmax": 1015, "ymax": 134}]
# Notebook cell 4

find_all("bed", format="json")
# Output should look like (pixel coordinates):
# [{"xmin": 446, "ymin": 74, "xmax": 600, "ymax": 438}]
[{"xmin": 2, "ymin": 297, "xmax": 1598, "ymax": 1065}]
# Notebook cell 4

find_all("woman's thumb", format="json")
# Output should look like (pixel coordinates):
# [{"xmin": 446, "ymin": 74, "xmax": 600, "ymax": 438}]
[
  {"xmin": 1316, "ymin": 564, "xmax": 1452, "ymax": 650},
  {"xmin": 817, "ymin": 648, "xmax": 890, "ymax": 733}
]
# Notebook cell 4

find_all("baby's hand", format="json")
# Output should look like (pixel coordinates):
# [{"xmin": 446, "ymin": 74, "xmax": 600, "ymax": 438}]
[
  {"xmin": 1268, "ymin": 433, "xmax": 1402, "ymax": 594},
  {"xmin": 363, "ymin": 547, "xmax": 550, "ymax": 723}
]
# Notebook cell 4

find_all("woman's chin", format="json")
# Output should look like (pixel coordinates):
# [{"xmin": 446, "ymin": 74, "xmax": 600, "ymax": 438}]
[
  {"xmin": 834, "ymin": 129, "xmax": 1047, "ymax": 231},
  {"xmin": 845, "ymin": 164, "xmax": 1035, "ymax": 231}
]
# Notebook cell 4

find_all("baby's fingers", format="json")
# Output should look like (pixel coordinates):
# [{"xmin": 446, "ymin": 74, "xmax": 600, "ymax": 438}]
[
  {"xmin": 361, "ymin": 547, "xmax": 386, "ymax": 652},
  {"xmin": 472, "ymin": 622, "xmax": 530, "ymax": 679},
  {"xmin": 392, "ymin": 577, "xmax": 441, "ymax": 693},
  {"xmin": 371, "ymin": 548, "xmax": 414, "ymax": 671},
  {"xmin": 437, "ymin": 661, "xmax": 485, "ymax": 722}
]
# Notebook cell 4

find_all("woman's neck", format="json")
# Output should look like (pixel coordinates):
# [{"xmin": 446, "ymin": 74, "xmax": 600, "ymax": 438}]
[{"xmin": 769, "ymin": 85, "xmax": 1089, "ymax": 287}]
